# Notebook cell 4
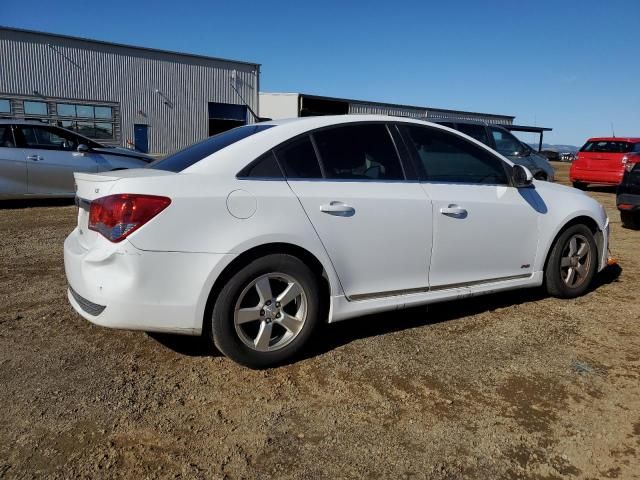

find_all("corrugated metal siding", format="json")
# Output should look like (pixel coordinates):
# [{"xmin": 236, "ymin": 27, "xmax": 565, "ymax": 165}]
[
  {"xmin": 349, "ymin": 101, "xmax": 513, "ymax": 125},
  {"xmin": 349, "ymin": 102, "xmax": 427, "ymax": 119},
  {"xmin": 427, "ymin": 109, "xmax": 513, "ymax": 125},
  {"xmin": 0, "ymin": 29, "xmax": 259, "ymax": 154}
]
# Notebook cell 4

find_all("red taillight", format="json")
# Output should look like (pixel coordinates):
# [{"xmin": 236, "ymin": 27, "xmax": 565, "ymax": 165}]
[
  {"xmin": 88, "ymin": 194, "xmax": 171, "ymax": 242},
  {"xmin": 624, "ymin": 153, "xmax": 639, "ymax": 172},
  {"xmin": 618, "ymin": 203, "xmax": 634, "ymax": 211}
]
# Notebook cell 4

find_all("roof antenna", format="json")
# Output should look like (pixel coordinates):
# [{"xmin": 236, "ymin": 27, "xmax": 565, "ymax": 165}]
[{"xmin": 611, "ymin": 122, "xmax": 616, "ymax": 137}]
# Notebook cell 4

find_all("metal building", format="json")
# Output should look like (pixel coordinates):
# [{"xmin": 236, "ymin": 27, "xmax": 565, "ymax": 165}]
[
  {"xmin": 259, "ymin": 92, "xmax": 515, "ymax": 125},
  {"xmin": 0, "ymin": 27, "xmax": 260, "ymax": 154}
]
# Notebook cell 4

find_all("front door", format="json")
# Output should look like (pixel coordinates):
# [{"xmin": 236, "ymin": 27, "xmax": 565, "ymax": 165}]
[
  {"xmin": 134, "ymin": 124, "xmax": 149, "ymax": 153},
  {"xmin": 15, "ymin": 125, "xmax": 98, "ymax": 195},
  {"xmin": 401, "ymin": 124, "xmax": 540, "ymax": 288},
  {"xmin": 280, "ymin": 123, "xmax": 433, "ymax": 300}
]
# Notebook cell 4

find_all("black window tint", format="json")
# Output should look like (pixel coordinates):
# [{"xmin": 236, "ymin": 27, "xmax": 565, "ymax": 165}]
[
  {"xmin": 581, "ymin": 141, "xmax": 633, "ymax": 153},
  {"xmin": 456, "ymin": 123, "xmax": 490, "ymax": 146},
  {"xmin": 275, "ymin": 135, "xmax": 322, "ymax": 179},
  {"xmin": 238, "ymin": 151, "xmax": 283, "ymax": 178},
  {"xmin": 405, "ymin": 126, "xmax": 509, "ymax": 184},
  {"xmin": 148, "ymin": 124, "xmax": 274, "ymax": 172},
  {"xmin": 313, "ymin": 124, "xmax": 404, "ymax": 180},
  {"xmin": 0, "ymin": 126, "xmax": 15, "ymax": 147},
  {"xmin": 633, "ymin": 143, "xmax": 640, "ymax": 153}
]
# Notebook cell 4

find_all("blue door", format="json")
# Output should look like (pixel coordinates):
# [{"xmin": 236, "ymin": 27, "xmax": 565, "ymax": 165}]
[{"xmin": 134, "ymin": 124, "xmax": 149, "ymax": 153}]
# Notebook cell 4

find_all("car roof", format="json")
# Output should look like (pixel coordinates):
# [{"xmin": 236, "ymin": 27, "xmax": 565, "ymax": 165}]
[
  {"xmin": 186, "ymin": 114, "xmax": 516, "ymax": 175},
  {"xmin": 587, "ymin": 137, "xmax": 640, "ymax": 143}
]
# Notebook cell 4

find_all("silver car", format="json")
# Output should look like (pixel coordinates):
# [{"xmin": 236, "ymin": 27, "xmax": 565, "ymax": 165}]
[{"xmin": 0, "ymin": 120, "xmax": 152, "ymax": 199}]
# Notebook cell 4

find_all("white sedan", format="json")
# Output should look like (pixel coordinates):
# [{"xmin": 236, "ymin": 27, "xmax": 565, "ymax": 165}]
[{"xmin": 64, "ymin": 115, "xmax": 609, "ymax": 368}]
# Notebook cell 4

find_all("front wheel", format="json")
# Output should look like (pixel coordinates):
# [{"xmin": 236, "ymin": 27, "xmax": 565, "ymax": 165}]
[
  {"xmin": 545, "ymin": 224, "xmax": 598, "ymax": 298},
  {"xmin": 211, "ymin": 254, "xmax": 321, "ymax": 368}
]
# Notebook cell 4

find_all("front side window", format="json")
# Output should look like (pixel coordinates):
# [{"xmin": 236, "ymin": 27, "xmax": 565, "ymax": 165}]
[
  {"xmin": 274, "ymin": 135, "xmax": 322, "ymax": 179},
  {"xmin": 24, "ymin": 101, "xmax": 48, "ymax": 116},
  {"xmin": 18, "ymin": 125, "xmax": 80, "ymax": 151},
  {"xmin": 313, "ymin": 124, "xmax": 404, "ymax": 180},
  {"xmin": 404, "ymin": 126, "xmax": 509, "ymax": 184},
  {"xmin": 489, "ymin": 127, "xmax": 524, "ymax": 156},
  {"xmin": 148, "ymin": 124, "xmax": 274, "ymax": 172},
  {"xmin": 0, "ymin": 99, "xmax": 10, "ymax": 114}
]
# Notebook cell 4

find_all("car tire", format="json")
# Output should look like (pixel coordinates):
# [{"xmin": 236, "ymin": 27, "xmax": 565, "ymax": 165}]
[
  {"xmin": 572, "ymin": 181, "xmax": 587, "ymax": 190},
  {"xmin": 620, "ymin": 211, "xmax": 640, "ymax": 229},
  {"xmin": 211, "ymin": 254, "xmax": 322, "ymax": 368},
  {"xmin": 545, "ymin": 224, "xmax": 598, "ymax": 299}
]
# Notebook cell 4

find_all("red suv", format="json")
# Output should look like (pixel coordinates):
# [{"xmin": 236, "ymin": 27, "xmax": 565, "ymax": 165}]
[{"xmin": 570, "ymin": 137, "xmax": 640, "ymax": 189}]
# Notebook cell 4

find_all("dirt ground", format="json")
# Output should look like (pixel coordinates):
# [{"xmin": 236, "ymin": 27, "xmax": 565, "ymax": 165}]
[{"xmin": 1, "ymin": 162, "xmax": 638, "ymax": 479}]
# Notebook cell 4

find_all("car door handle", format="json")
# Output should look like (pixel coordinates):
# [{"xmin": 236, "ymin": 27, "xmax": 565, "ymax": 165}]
[
  {"xmin": 320, "ymin": 201, "xmax": 355, "ymax": 216},
  {"xmin": 440, "ymin": 205, "xmax": 467, "ymax": 217},
  {"xmin": 27, "ymin": 155, "xmax": 43, "ymax": 161}
]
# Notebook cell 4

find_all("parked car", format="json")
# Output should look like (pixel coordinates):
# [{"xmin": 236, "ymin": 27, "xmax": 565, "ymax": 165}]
[
  {"xmin": 570, "ymin": 137, "xmax": 640, "ymax": 189},
  {"xmin": 617, "ymin": 160, "xmax": 640, "ymax": 228},
  {"xmin": 559, "ymin": 151, "xmax": 576, "ymax": 162},
  {"xmin": 65, "ymin": 115, "xmax": 609, "ymax": 368},
  {"xmin": 435, "ymin": 120, "xmax": 555, "ymax": 181},
  {"xmin": 0, "ymin": 120, "xmax": 152, "ymax": 199}
]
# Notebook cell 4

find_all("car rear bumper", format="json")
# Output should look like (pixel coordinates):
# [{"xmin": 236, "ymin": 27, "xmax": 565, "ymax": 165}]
[
  {"xmin": 64, "ymin": 229, "xmax": 235, "ymax": 335},
  {"xmin": 570, "ymin": 166, "xmax": 623, "ymax": 185},
  {"xmin": 617, "ymin": 193, "xmax": 640, "ymax": 211}
]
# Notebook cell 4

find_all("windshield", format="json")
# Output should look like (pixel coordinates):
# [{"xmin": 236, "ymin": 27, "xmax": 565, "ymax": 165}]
[
  {"xmin": 580, "ymin": 141, "xmax": 638, "ymax": 153},
  {"xmin": 147, "ymin": 124, "xmax": 274, "ymax": 172}
]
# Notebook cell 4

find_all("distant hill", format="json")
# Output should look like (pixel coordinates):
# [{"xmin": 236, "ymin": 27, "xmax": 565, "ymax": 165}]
[{"xmin": 528, "ymin": 143, "xmax": 579, "ymax": 153}]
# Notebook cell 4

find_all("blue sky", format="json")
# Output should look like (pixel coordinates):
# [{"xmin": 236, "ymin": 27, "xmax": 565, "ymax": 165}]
[{"xmin": 3, "ymin": 0, "xmax": 639, "ymax": 146}]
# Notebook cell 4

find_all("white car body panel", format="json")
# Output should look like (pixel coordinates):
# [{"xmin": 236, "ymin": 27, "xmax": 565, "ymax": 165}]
[
  {"xmin": 64, "ymin": 115, "xmax": 610, "ymax": 336},
  {"xmin": 288, "ymin": 180, "xmax": 432, "ymax": 299}
]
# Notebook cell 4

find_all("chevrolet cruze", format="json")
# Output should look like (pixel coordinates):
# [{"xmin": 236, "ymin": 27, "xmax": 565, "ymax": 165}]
[{"xmin": 64, "ymin": 115, "xmax": 609, "ymax": 368}]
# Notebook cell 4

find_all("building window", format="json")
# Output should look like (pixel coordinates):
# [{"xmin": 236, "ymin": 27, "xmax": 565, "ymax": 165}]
[
  {"xmin": 24, "ymin": 101, "xmax": 48, "ymax": 115},
  {"xmin": 0, "ymin": 99, "xmax": 10, "ymax": 113},
  {"xmin": 55, "ymin": 102, "xmax": 116, "ymax": 140}
]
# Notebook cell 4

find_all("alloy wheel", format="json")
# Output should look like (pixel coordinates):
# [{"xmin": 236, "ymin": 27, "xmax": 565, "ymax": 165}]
[
  {"xmin": 233, "ymin": 273, "xmax": 308, "ymax": 352},
  {"xmin": 559, "ymin": 233, "xmax": 592, "ymax": 288}
]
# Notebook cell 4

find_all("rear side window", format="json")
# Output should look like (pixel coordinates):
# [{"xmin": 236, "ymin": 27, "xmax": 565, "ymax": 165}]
[
  {"xmin": 313, "ymin": 124, "xmax": 404, "ymax": 180},
  {"xmin": 404, "ymin": 126, "xmax": 509, "ymax": 184},
  {"xmin": 456, "ymin": 123, "xmax": 490, "ymax": 146},
  {"xmin": 237, "ymin": 151, "xmax": 283, "ymax": 178},
  {"xmin": 580, "ymin": 141, "xmax": 635, "ymax": 153},
  {"xmin": 274, "ymin": 135, "xmax": 322, "ymax": 179},
  {"xmin": 148, "ymin": 124, "xmax": 274, "ymax": 172}
]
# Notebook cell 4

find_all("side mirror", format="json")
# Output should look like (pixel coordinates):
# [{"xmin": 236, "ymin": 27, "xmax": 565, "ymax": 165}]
[
  {"xmin": 77, "ymin": 144, "xmax": 90, "ymax": 153},
  {"xmin": 513, "ymin": 164, "xmax": 534, "ymax": 188}
]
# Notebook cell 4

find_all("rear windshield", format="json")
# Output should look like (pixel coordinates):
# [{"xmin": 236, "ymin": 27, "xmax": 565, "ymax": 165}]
[
  {"xmin": 147, "ymin": 124, "xmax": 274, "ymax": 172},
  {"xmin": 580, "ymin": 141, "xmax": 640, "ymax": 153}
]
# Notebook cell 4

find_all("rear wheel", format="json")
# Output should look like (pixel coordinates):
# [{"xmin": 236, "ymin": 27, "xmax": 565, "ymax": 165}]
[
  {"xmin": 572, "ymin": 181, "xmax": 587, "ymax": 190},
  {"xmin": 620, "ymin": 210, "xmax": 640, "ymax": 229},
  {"xmin": 211, "ymin": 254, "xmax": 321, "ymax": 368},
  {"xmin": 545, "ymin": 224, "xmax": 598, "ymax": 298}
]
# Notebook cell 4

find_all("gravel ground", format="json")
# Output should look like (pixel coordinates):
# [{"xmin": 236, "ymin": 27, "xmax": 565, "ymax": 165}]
[{"xmin": 1, "ymin": 162, "xmax": 638, "ymax": 479}]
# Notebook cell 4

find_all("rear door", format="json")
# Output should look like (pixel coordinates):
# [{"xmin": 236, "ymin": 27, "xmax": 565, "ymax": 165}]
[
  {"xmin": 400, "ymin": 124, "xmax": 540, "ymax": 288},
  {"xmin": 0, "ymin": 124, "xmax": 27, "ymax": 196},
  {"xmin": 15, "ymin": 125, "xmax": 99, "ymax": 195},
  {"xmin": 281, "ymin": 123, "xmax": 433, "ymax": 300}
]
